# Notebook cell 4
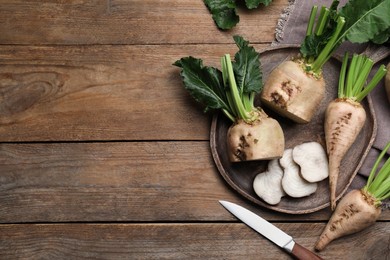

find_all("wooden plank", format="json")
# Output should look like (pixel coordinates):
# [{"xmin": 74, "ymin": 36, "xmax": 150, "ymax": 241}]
[
  {"xmin": 0, "ymin": 0, "xmax": 288, "ymax": 45},
  {"xmin": 1, "ymin": 44, "xmax": 272, "ymax": 141},
  {"xmin": 0, "ymin": 141, "xmax": 223, "ymax": 222},
  {"xmin": 1, "ymin": 141, "xmax": 389, "ymax": 223},
  {"xmin": 0, "ymin": 223, "xmax": 388, "ymax": 259}
]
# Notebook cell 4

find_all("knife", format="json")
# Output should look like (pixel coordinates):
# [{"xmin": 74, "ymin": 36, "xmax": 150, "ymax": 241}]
[{"xmin": 219, "ymin": 200, "xmax": 323, "ymax": 260}]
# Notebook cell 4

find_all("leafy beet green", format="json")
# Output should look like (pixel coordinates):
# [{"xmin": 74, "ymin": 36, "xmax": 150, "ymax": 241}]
[
  {"xmin": 300, "ymin": 0, "xmax": 390, "ymax": 75},
  {"xmin": 232, "ymin": 35, "xmax": 262, "ymax": 95},
  {"xmin": 245, "ymin": 0, "xmax": 272, "ymax": 9},
  {"xmin": 339, "ymin": 0, "xmax": 390, "ymax": 44},
  {"xmin": 371, "ymin": 28, "xmax": 390, "ymax": 45},
  {"xmin": 204, "ymin": 0, "xmax": 239, "ymax": 30},
  {"xmin": 204, "ymin": 0, "xmax": 273, "ymax": 30},
  {"xmin": 173, "ymin": 57, "xmax": 228, "ymax": 113},
  {"xmin": 174, "ymin": 36, "xmax": 263, "ymax": 122}
]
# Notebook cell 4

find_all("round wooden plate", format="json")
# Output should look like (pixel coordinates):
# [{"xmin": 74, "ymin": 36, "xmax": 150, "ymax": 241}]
[{"xmin": 210, "ymin": 45, "xmax": 377, "ymax": 214}]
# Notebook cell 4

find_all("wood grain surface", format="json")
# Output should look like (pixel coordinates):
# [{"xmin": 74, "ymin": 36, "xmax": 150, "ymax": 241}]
[
  {"xmin": 0, "ymin": 0, "xmax": 389, "ymax": 259},
  {"xmin": 0, "ymin": 0, "xmax": 287, "ymax": 45},
  {"xmin": 0, "ymin": 223, "xmax": 388, "ymax": 260}
]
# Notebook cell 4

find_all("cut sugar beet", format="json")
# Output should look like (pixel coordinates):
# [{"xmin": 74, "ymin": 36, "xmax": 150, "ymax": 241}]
[{"xmin": 293, "ymin": 142, "xmax": 329, "ymax": 183}]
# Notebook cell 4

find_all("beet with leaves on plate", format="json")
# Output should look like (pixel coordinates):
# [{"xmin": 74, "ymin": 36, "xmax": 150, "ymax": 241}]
[{"xmin": 174, "ymin": 36, "xmax": 284, "ymax": 162}]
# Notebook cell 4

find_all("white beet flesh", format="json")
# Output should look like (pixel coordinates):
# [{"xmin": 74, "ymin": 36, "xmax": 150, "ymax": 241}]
[
  {"xmin": 253, "ymin": 159, "xmax": 285, "ymax": 205},
  {"xmin": 280, "ymin": 149, "xmax": 318, "ymax": 198},
  {"xmin": 292, "ymin": 141, "xmax": 329, "ymax": 183}
]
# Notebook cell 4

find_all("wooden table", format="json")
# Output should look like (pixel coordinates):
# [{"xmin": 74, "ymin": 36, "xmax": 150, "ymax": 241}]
[{"xmin": 0, "ymin": 1, "xmax": 389, "ymax": 259}]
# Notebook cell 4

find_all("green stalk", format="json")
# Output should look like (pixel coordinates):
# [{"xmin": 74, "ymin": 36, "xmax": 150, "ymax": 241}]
[
  {"xmin": 352, "ymin": 57, "xmax": 373, "ymax": 97},
  {"xmin": 338, "ymin": 53, "xmax": 387, "ymax": 102},
  {"xmin": 350, "ymin": 55, "xmax": 361, "ymax": 87},
  {"xmin": 374, "ymin": 177, "xmax": 390, "ymax": 200},
  {"xmin": 242, "ymin": 93, "xmax": 254, "ymax": 112},
  {"xmin": 222, "ymin": 109, "xmax": 235, "ymax": 122},
  {"xmin": 338, "ymin": 52, "xmax": 349, "ymax": 98},
  {"xmin": 249, "ymin": 92, "xmax": 255, "ymax": 109},
  {"xmin": 311, "ymin": 16, "xmax": 345, "ymax": 73},
  {"xmin": 345, "ymin": 54, "xmax": 358, "ymax": 98},
  {"xmin": 352, "ymin": 55, "xmax": 364, "ymax": 85},
  {"xmin": 315, "ymin": 7, "xmax": 329, "ymax": 36},
  {"xmin": 368, "ymin": 158, "xmax": 390, "ymax": 193},
  {"xmin": 225, "ymin": 91, "xmax": 237, "ymax": 117},
  {"xmin": 365, "ymin": 142, "xmax": 390, "ymax": 192},
  {"xmin": 377, "ymin": 188, "xmax": 390, "ymax": 201},
  {"xmin": 356, "ymin": 65, "xmax": 387, "ymax": 102},
  {"xmin": 221, "ymin": 57, "xmax": 238, "ymax": 118},
  {"xmin": 221, "ymin": 54, "xmax": 249, "ymax": 121},
  {"xmin": 306, "ymin": 6, "xmax": 318, "ymax": 36}
]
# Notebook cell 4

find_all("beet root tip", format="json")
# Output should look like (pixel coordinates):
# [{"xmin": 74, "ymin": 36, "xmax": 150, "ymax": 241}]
[{"xmin": 314, "ymin": 234, "xmax": 330, "ymax": 251}]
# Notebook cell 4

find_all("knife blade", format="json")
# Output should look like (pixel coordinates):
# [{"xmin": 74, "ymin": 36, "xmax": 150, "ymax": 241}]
[{"xmin": 219, "ymin": 200, "xmax": 323, "ymax": 260}]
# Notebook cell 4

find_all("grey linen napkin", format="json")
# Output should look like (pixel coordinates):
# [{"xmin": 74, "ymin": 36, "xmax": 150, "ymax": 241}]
[{"xmin": 273, "ymin": 0, "xmax": 390, "ymax": 207}]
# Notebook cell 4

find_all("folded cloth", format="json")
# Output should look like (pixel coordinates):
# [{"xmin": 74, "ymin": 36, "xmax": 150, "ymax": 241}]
[{"xmin": 273, "ymin": 0, "xmax": 390, "ymax": 207}]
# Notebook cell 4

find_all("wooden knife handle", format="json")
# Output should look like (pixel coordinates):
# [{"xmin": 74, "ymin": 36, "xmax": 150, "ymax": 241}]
[{"xmin": 291, "ymin": 242, "xmax": 323, "ymax": 260}]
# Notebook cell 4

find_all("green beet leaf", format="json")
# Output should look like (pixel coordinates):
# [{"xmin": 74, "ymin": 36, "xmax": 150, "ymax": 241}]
[
  {"xmin": 371, "ymin": 28, "xmax": 390, "ymax": 44},
  {"xmin": 232, "ymin": 35, "xmax": 263, "ymax": 94},
  {"xmin": 173, "ymin": 57, "xmax": 229, "ymax": 113},
  {"xmin": 204, "ymin": 0, "xmax": 273, "ymax": 30},
  {"xmin": 300, "ymin": 29, "xmax": 336, "ymax": 60},
  {"xmin": 339, "ymin": 0, "xmax": 390, "ymax": 43},
  {"xmin": 204, "ymin": 0, "xmax": 239, "ymax": 30},
  {"xmin": 245, "ymin": 0, "xmax": 272, "ymax": 9}
]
